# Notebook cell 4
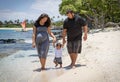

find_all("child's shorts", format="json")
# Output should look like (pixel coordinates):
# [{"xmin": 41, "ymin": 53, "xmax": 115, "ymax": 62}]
[{"xmin": 54, "ymin": 57, "xmax": 62, "ymax": 64}]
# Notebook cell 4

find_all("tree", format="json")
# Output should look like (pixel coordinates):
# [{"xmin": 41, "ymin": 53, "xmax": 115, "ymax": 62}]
[
  {"xmin": 82, "ymin": 0, "xmax": 107, "ymax": 29},
  {"xmin": 59, "ymin": 0, "xmax": 77, "ymax": 15},
  {"xmin": 4, "ymin": 20, "xmax": 8, "ymax": 24},
  {"xmin": 82, "ymin": 0, "xmax": 120, "ymax": 29},
  {"xmin": 14, "ymin": 19, "xmax": 20, "ymax": 24},
  {"xmin": 8, "ymin": 20, "xmax": 13, "ymax": 24},
  {"xmin": 30, "ymin": 20, "xmax": 34, "ymax": 24},
  {"xmin": 59, "ymin": 0, "xmax": 120, "ymax": 30},
  {"xmin": 0, "ymin": 21, "xmax": 3, "ymax": 26}
]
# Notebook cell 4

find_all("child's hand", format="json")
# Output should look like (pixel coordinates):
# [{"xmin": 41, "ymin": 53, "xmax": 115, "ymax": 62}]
[{"xmin": 61, "ymin": 44, "xmax": 64, "ymax": 48}]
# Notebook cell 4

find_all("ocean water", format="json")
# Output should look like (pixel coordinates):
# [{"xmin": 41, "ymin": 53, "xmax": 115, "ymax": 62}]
[{"xmin": 0, "ymin": 29, "xmax": 62, "ymax": 56}]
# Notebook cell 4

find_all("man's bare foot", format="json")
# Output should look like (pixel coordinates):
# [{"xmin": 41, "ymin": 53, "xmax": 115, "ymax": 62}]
[
  {"xmin": 71, "ymin": 65, "xmax": 76, "ymax": 69},
  {"xmin": 41, "ymin": 67, "xmax": 46, "ymax": 71},
  {"xmin": 66, "ymin": 64, "xmax": 76, "ymax": 69}
]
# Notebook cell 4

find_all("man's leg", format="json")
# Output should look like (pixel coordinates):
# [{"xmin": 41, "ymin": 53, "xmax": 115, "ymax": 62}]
[{"xmin": 69, "ymin": 53, "xmax": 78, "ymax": 67}]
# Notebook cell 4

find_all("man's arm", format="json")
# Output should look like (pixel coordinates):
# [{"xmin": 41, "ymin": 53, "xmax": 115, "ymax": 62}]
[
  {"xmin": 62, "ymin": 29, "xmax": 67, "ymax": 45},
  {"xmin": 83, "ymin": 25, "xmax": 88, "ymax": 41}
]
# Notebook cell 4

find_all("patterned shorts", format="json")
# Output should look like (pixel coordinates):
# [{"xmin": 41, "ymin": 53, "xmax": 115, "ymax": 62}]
[{"xmin": 67, "ymin": 40, "xmax": 82, "ymax": 54}]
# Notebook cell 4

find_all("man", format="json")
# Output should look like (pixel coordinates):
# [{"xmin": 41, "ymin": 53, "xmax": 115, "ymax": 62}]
[{"xmin": 62, "ymin": 10, "xmax": 88, "ymax": 68}]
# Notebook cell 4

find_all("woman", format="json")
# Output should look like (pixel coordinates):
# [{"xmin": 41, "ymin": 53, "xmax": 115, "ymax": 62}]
[{"xmin": 32, "ymin": 13, "xmax": 56, "ymax": 70}]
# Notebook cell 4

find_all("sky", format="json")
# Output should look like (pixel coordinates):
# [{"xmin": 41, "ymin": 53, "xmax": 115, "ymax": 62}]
[{"xmin": 0, "ymin": 0, "xmax": 65, "ymax": 22}]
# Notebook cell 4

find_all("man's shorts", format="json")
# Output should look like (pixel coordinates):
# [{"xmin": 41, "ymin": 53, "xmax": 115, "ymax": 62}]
[
  {"xmin": 67, "ymin": 40, "xmax": 82, "ymax": 54},
  {"xmin": 54, "ymin": 57, "xmax": 62, "ymax": 64}
]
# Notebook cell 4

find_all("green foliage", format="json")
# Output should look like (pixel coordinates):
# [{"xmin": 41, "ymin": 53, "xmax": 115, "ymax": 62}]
[
  {"xmin": 59, "ymin": 0, "xmax": 120, "ymax": 23},
  {"xmin": 0, "ymin": 20, "xmax": 34, "ymax": 28},
  {"xmin": 59, "ymin": 0, "xmax": 120, "ymax": 30},
  {"xmin": 59, "ymin": 0, "xmax": 81, "ymax": 15},
  {"xmin": 52, "ymin": 21, "xmax": 63, "ymax": 27},
  {"xmin": 60, "ymin": 4, "xmax": 76, "ymax": 15}
]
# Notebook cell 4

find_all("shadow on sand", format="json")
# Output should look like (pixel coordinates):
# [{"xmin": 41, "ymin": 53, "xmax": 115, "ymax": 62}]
[
  {"xmin": 64, "ymin": 64, "xmax": 86, "ymax": 70},
  {"xmin": 33, "ymin": 64, "xmax": 86, "ymax": 72},
  {"xmin": 33, "ymin": 68, "xmax": 51, "ymax": 72},
  {"xmin": 29, "ymin": 54, "xmax": 38, "ymax": 57}
]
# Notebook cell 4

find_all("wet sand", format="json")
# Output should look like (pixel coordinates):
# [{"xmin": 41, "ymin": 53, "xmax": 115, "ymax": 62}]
[
  {"xmin": 0, "ymin": 49, "xmax": 18, "ymax": 59},
  {"xmin": 0, "ymin": 30, "xmax": 120, "ymax": 82},
  {"xmin": 0, "ymin": 48, "xmax": 68, "ymax": 82}
]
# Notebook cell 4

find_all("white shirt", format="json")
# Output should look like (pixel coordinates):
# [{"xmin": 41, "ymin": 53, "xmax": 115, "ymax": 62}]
[{"xmin": 55, "ymin": 48, "xmax": 62, "ymax": 58}]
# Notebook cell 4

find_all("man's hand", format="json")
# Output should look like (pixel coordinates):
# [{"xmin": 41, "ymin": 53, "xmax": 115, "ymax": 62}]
[
  {"xmin": 62, "ymin": 29, "xmax": 67, "ymax": 47},
  {"xmin": 83, "ymin": 34, "xmax": 87, "ymax": 41},
  {"xmin": 83, "ymin": 25, "xmax": 88, "ymax": 41},
  {"xmin": 62, "ymin": 39, "xmax": 66, "ymax": 47}
]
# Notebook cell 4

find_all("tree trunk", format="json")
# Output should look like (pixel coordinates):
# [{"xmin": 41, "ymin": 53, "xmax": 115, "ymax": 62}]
[
  {"xmin": 100, "ymin": 12, "xmax": 105, "ymax": 30},
  {"xmin": 93, "ymin": 15, "xmax": 99, "ymax": 29}
]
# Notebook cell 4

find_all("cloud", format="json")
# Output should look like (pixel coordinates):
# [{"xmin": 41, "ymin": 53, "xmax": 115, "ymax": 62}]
[
  {"xmin": 0, "ymin": 0, "xmax": 65, "ymax": 22},
  {"xmin": 31, "ymin": 0, "xmax": 62, "ymax": 17},
  {"xmin": 0, "ymin": 10, "xmax": 38, "ymax": 21}
]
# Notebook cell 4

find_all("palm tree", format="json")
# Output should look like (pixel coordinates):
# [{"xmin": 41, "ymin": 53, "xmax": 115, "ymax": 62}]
[
  {"xmin": 9, "ymin": 20, "xmax": 13, "ymax": 24},
  {"xmin": 4, "ymin": 20, "xmax": 8, "ymax": 24},
  {"xmin": 0, "ymin": 21, "xmax": 3, "ymax": 25}
]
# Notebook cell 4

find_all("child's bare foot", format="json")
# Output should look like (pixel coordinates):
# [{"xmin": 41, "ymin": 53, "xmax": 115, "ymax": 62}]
[
  {"xmin": 60, "ymin": 64, "xmax": 62, "ymax": 68},
  {"xmin": 55, "ymin": 63, "xmax": 58, "ymax": 67},
  {"xmin": 60, "ymin": 66, "xmax": 62, "ymax": 68}
]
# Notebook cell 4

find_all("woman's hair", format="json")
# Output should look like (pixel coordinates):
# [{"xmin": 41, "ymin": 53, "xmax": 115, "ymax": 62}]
[{"xmin": 34, "ymin": 13, "xmax": 51, "ymax": 27}]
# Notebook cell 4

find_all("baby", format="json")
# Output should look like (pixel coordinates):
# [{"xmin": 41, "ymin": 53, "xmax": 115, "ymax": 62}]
[{"xmin": 53, "ymin": 43, "xmax": 63, "ymax": 68}]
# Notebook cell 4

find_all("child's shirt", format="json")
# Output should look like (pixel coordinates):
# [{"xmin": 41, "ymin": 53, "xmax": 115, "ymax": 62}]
[{"xmin": 55, "ymin": 48, "xmax": 62, "ymax": 58}]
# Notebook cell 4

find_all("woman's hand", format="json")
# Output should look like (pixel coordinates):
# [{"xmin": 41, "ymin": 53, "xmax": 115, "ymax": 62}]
[
  {"xmin": 52, "ymin": 37, "xmax": 56, "ymax": 47},
  {"xmin": 53, "ymin": 37, "xmax": 56, "ymax": 43},
  {"xmin": 32, "ymin": 42, "xmax": 36, "ymax": 48},
  {"xmin": 53, "ymin": 42, "xmax": 55, "ymax": 48}
]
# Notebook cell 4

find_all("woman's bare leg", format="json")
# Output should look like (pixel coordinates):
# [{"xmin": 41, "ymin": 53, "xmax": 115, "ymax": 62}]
[{"xmin": 39, "ymin": 58, "xmax": 46, "ymax": 70}]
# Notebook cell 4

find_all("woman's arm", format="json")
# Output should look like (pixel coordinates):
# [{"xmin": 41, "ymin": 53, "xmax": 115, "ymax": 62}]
[
  {"xmin": 47, "ymin": 27, "xmax": 56, "ymax": 43},
  {"xmin": 32, "ymin": 26, "xmax": 36, "ymax": 48}
]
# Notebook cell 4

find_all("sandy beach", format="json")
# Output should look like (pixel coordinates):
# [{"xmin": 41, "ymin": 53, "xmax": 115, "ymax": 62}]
[{"xmin": 0, "ymin": 29, "xmax": 120, "ymax": 82}]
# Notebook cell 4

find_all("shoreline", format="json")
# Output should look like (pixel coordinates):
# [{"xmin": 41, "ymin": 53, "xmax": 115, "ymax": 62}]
[
  {"xmin": 0, "ymin": 27, "xmax": 33, "ymax": 30},
  {"xmin": 0, "ymin": 26, "xmax": 119, "ymax": 31}
]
